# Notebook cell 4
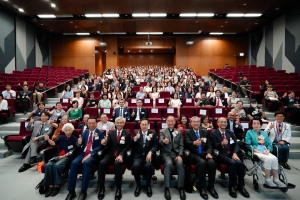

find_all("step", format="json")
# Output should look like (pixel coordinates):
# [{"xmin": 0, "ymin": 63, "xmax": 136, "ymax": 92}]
[
  {"xmin": 291, "ymin": 131, "xmax": 300, "ymax": 137},
  {"xmin": 0, "ymin": 122, "xmax": 21, "ymax": 131},
  {"xmin": 289, "ymin": 137, "xmax": 300, "ymax": 149},
  {"xmin": 0, "ymin": 130, "xmax": 19, "ymax": 137},
  {"xmin": 289, "ymin": 149, "xmax": 300, "ymax": 159},
  {"xmin": 291, "ymin": 125, "xmax": 300, "ymax": 131}
]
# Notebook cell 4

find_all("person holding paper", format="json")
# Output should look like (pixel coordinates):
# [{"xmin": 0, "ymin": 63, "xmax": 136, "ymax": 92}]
[
  {"xmin": 19, "ymin": 111, "xmax": 53, "ymax": 172},
  {"xmin": 185, "ymin": 116, "xmax": 218, "ymax": 199},
  {"xmin": 86, "ymin": 93, "xmax": 99, "ymax": 108},
  {"xmin": 43, "ymin": 123, "xmax": 77, "ymax": 197},
  {"xmin": 159, "ymin": 116, "xmax": 186, "ymax": 200},
  {"xmin": 65, "ymin": 118, "xmax": 104, "ymax": 200},
  {"xmin": 131, "ymin": 99, "xmax": 148, "ymax": 127},
  {"xmin": 210, "ymin": 118, "xmax": 249, "ymax": 198},
  {"xmin": 245, "ymin": 117, "xmax": 287, "ymax": 188}
]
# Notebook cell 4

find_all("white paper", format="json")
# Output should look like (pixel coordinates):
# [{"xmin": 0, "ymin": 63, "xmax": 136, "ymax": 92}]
[
  {"xmin": 186, "ymin": 99, "xmax": 192, "ymax": 103},
  {"xmin": 103, "ymin": 108, "xmax": 110, "ymax": 114},
  {"xmin": 158, "ymin": 99, "xmax": 164, "ymax": 103},
  {"xmin": 131, "ymin": 99, "xmax": 137, "ymax": 103},
  {"xmin": 215, "ymin": 108, "xmax": 222, "ymax": 114},
  {"xmin": 63, "ymin": 98, "xmax": 69, "ymax": 103},
  {"xmin": 144, "ymin": 99, "xmax": 150, "ymax": 103},
  {"xmin": 199, "ymin": 109, "xmax": 207, "ymax": 115},
  {"xmin": 167, "ymin": 108, "xmax": 174, "ymax": 113},
  {"xmin": 148, "ymin": 124, "xmax": 150, "ymax": 129},
  {"xmin": 151, "ymin": 108, "xmax": 158, "ymax": 113},
  {"xmin": 25, "ymin": 122, "xmax": 29, "ymax": 127},
  {"xmin": 261, "ymin": 123, "xmax": 268, "ymax": 129},
  {"xmin": 162, "ymin": 123, "xmax": 168, "ymax": 128},
  {"xmin": 241, "ymin": 122, "xmax": 249, "ymax": 129}
]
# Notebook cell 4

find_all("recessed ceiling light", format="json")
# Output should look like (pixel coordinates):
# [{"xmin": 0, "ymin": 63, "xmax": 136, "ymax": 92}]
[
  {"xmin": 196, "ymin": 21, "xmax": 198, "ymax": 23},
  {"xmin": 275, "ymin": 8, "xmax": 279, "ymax": 10},
  {"xmin": 139, "ymin": 50, "xmax": 141, "ymax": 52},
  {"xmin": 151, "ymin": 50, "xmax": 153, "ymax": 52},
  {"xmin": 180, "ymin": 13, "xmax": 197, "ymax": 17},
  {"xmin": 244, "ymin": 13, "xmax": 262, "ymax": 17},
  {"xmin": 132, "ymin": 13, "xmax": 149, "ymax": 17},
  {"xmin": 37, "ymin": 14, "xmax": 56, "ymax": 18},
  {"xmin": 128, "ymin": 50, "xmax": 130, "ymax": 52},
  {"xmin": 76, "ymin": 33, "xmax": 90, "ymax": 35},
  {"xmin": 227, "ymin": 13, "xmax": 244, "ymax": 17},
  {"xmin": 102, "ymin": 14, "xmax": 119, "ymax": 17},
  {"xmin": 255, "ymin": 22, "xmax": 258, "ymax": 24},
  {"xmin": 41, "ymin": 24, "xmax": 43, "ymax": 25},
  {"xmin": 50, "ymin": 30, "xmax": 52, "ymax": 31},
  {"xmin": 149, "ymin": 13, "xmax": 167, "ymax": 17},
  {"xmin": 197, "ymin": 13, "xmax": 214, "ymax": 17},
  {"xmin": 210, "ymin": 32, "xmax": 223, "ymax": 35},
  {"xmin": 51, "ymin": 3, "xmax": 56, "ymax": 8},
  {"xmin": 225, "ymin": 21, "xmax": 228, "ymax": 23},
  {"xmin": 18, "ymin": 8, "xmax": 24, "ymax": 13},
  {"xmin": 85, "ymin": 14, "xmax": 102, "ymax": 17},
  {"xmin": 221, "ymin": 26, "xmax": 223, "ymax": 27},
  {"xmin": 243, "ymin": 3, "xmax": 247, "ymax": 6},
  {"xmin": 70, "ymin": 21, "xmax": 73, "ymax": 23}
]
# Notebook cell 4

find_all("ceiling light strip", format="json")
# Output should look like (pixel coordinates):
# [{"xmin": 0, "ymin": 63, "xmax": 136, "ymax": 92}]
[{"xmin": 37, "ymin": 14, "xmax": 56, "ymax": 18}]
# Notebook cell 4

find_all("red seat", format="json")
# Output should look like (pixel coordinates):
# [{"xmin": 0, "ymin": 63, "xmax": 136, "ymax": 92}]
[
  {"xmin": 182, "ymin": 98, "xmax": 195, "ymax": 107},
  {"xmin": 6, "ymin": 99, "xmax": 16, "ymax": 117},
  {"xmin": 127, "ymin": 98, "xmax": 137, "ymax": 108},
  {"xmin": 211, "ymin": 107, "xmax": 226, "ymax": 118},
  {"xmin": 194, "ymin": 107, "xmax": 211, "ymax": 118},
  {"xmin": 100, "ymin": 108, "xmax": 114, "ymax": 119},
  {"xmin": 160, "ymin": 91, "xmax": 170, "ymax": 98},
  {"xmin": 163, "ymin": 107, "xmax": 178, "ymax": 119},
  {"xmin": 60, "ymin": 98, "xmax": 71, "ymax": 107},
  {"xmin": 147, "ymin": 108, "xmax": 163, "ymax": 121},
  {"xmin": 83, "ymin": 107, "xmax": 99, "ymax": 118},
  {"xmin": 123, "ymin": 122, "xmax": 135, "ymax": 136},
  {"xmin": 179, "ymin": 107, "xmax": 195, "ymax": 119},
  {"xmin": 143, "ymin": 98, "xmax": 153, "ymax": 108},
  {"xmin": 155, "ymin": 98, "xmax": 168, "ymax": 108}
]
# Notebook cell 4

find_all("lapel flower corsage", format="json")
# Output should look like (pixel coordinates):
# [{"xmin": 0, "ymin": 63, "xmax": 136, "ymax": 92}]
[
  {"xmin": 121, "ymin": 136, "xmax": 125, "ymax": 140},
  {"xmin": 94, "ymin": 132, "xmax": 98, "ymax": 137},
  {"xmin": 149, "ymin": 134, "xmax": 153, "ymax": 138},
  {"xmin": 174, "ymin": 131, "xmax": 179, "ymax": 135}
]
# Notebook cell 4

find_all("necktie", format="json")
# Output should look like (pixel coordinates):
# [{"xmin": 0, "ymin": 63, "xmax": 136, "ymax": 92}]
[
  {"xmin": 143, "ymin": 133, "xmax": 147, "ymax": 148},
  {"xmin": 120, "ymin": 108, "xmax": 123, "ymax": 117},
  {"xmin": 195, "ymin": 131, "xmax": 202, "ymax": 154},
  {"xmin": 84, "ymin": 131, "xmax": 93, "ymax": 156},
  {"xmin": 279, "ymin": 124, "xmax": 282, "ymax": 133},
  {"xmin": 114, "ymin": 131, "xmax": 121, "ymax": 157},
  {"xmin": 138, "ymin": 108, "xmax": 141, "ymax": 118},
  {"xmin": 217, "ymin": 98, "xmax": 220, "ymax": 106},
  {"xmin": 37, "ymin": 123, "xmax": 45, "ymax": 137},
  {"xmin": 222, "ymin": 132, "xmax": 230, "ymax": 154}
]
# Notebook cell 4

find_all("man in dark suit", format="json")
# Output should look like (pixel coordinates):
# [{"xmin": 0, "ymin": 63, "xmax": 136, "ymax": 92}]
[
  {"xmin": 131, "ymin": 99, "xmax": 148, "ymax": 127},
  {"xmin": 205, "ymin": 76, "xmax": 214, "ymax": 86},
  {"xmin": 211, "ymin": 90, "xmax": 227, "ymax": 107},
  {"xmin": 185, "ymin": 116, "xmax": 218, "ymax": 199},
  {"xmin": 121, "ymin": 79, "xmax": 131, "ymax": 92},
  {"xmin": 210, "ymin": 118, "xmax": 249, "ymax": 198},
  {"xmin": 173, "ymin": 86, "xmax": 184, "ymax": 99},
  {"xmin": 97, "ymin": 117, "xmax": 131, "ymax": 200},
  {"xmin": 131, "ymin": 118, "xmax": 158, "ymax": 197},
  {"xmin": 65, "ymin": 118, "xmax": 104, "ymax": 200},
  {"xmin": 159, "ymin": 115, "xmax": 186, "ymax": 200},
  {"xmin": 221, "ymin": 86, "xmax": 232, "ymax": 99},
  {"xmin": 89, "ymin": 79, "xmax": 101, "ymax": 91},
  {"xmin": 78, "ymin": 114, "xmax": 90, "ymax": 133},
  {"xmin": 282, "ymin": 91, "xmax": 300, "ymax": 125},
  {"xmin": 226, "ymin": 111, "xmax": 244, "ymax": 140},
  {"xmin": 112, "ymin": 99, "xmax": 131, "ymax": 121},
  {"xmin": 15, "ymin": 85, "xmax": 33, "ymax": 114}
]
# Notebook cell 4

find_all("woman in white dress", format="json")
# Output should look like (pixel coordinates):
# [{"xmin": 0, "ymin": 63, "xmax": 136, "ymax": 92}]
[
  {"xmin": 195, "ymin": 87, "xmax": 203, "ymax": 99},
  {"xmin": 112, "ymin": 86, "xmax": 123, "ymax": 99},
  {"xmin": 169, "ymin": 93, "xmax": 182, "ymax": 117},
  {"xmin": 144, "ymin": 82, "xmax": 152, "ymax": 94},
  {"xmin": 150, "ymin": 86, "xmax": 160, "ymax": 99}
]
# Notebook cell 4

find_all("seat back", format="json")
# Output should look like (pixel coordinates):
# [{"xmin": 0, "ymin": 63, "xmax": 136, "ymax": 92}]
[{"xmin": 83, "ymin": 107, "xmax": 99, "ymax": 118}]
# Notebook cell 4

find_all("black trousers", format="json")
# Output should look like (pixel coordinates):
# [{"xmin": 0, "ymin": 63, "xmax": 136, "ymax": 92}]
[
  {"xmin": 132, "ymin": 157, "xmax": 153, "ymax": 186},
  {"xmin": 192, "ymin": 155, "xmax": 216, "ymax": 188},
  {"xmin": 98, "ymin": 154, "xmax": 124, "ymax": 187},
  {"xmin": 221, "ymin": 155, "xmax": 245, "ymax": 187},
  {"xmin": 266, "ymin": 100, "xmax": 280, "ymax": 112},
  {"xmin": 15, "ymin": 99, "xmax": 30, "ymax": 112},
  {"xmin": 289, "ymin": 107, "xmax": 300, "ymax": 124}
]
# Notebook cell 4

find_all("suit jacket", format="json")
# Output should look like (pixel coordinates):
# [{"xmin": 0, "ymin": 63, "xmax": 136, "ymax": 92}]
[
  {"xmin": 114, "ymin": 106, "xmax": 130, "ymax": 121},
  {"xmin": 78, "ymin": 128, "xmax": 104, "ymax": 157},
  {"xmin": 282, "ymin": 96, "xmax": 299, "ymax": 108},
  {"xmin": 184, "ymin": 129, "xmax": 212, "ymax": 161},
  {"xmin": 97, "ymin": 121, "xmax": 116, "ymax": 133},
  {"xmin": 159, "ymin": 128, "xmax": 184, "ymax": 158},
  {"xmin": 205, "ymin": 81, "xmax": 212, "ymax": 86},
  {"xmin": 131, "ymin": 130, "xmax": 158, "ymax": 160},
  {"xmin": 264, "ymin": 122, "xmax": 291, "ymax": 143},
  {"xmin": 18, "ymin": 90, "xmax": 33, "ymax": 99},
  {"xmin": 211, "ymin": 96, "xmax": 227, "ymax": 107},
  {"xmin": 104, "ymin": 129, "xmax": 131, "ymax": 157},
  {"xmin": 220, "ymin": 92, "xmax": 231, "ymax": 99},
  {"xmin": 130, "ymin": 107, "xmax": 148, "ymax": 121},
  {"xmin": 78, "ymin": 123, "xmax": 88, "ymax": 133},
  {"xmin": 210, "ymin": 129, "xmax": 239, "ymax": 159},
  {"xmin": 89, "ymin": 84, "xmax": 101, "ymax": 91},
  {"xmin": 226, "ymin": 119, "xmax": 244, "ymax": 139},
  {"xmin": 53, "ymin": 135, "xmax": 78, "ymax": 157}
]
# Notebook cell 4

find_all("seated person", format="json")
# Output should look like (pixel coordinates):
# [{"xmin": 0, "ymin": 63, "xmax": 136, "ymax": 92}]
[
  {"xmin": 226, "ymin": 112, "xmax": 244, "ymax": 140},
  {"xmin": 168, "ymin": 93, "xmax": 182, "ymax": 117},
  {"xmin": 98, "ymin": 94, "xmax": 111, "ymax": 108},
  {"xmin": 43, "ymin": 123, "xmax": 77, "ymax": 197},
  {"xmin": 201, "ymin": 115, "xmax": 214, "ymax": 130},
  {"xmin": 97, "ymin": 113, "xmax": 115, "ymax": 133},
  {"xmin": 19, "ymin": 111, "xmax": 53, "ymax": 172},
  {"xmin": 264, "ymin": 85, "xmax": 280, "ymax": 112},
  {"xmin": 185, "ymin": 87, "xmax": 194, "ymax": 98},
  {"xmin": 164, "ymin": 81, "xmax": 175, "ymax": 94},
  {"xmin": 221, "ymin": 86, "xmax": 231, "ymax": 99},
  {"xmin": 61, "ymin": 84, "xmax": 74, "ymax": 99},
  {"xmin": 130, "ymin": 99, "xmax": 148, "ymax": 126},
  {"xmin": 205, "ymin": 76, "xmax": 214, "ymax": 86},
  {"xmin": 177, "ymin": 114, "xmax": 190, "ymax": 134},
  {"xmin": 206, "ymin": 86, "xmax": 215, "ymax": 99},
  {"xmin": 78, "ymin": 114, "xmax": 90, "ymax": 133},
  {"xmin": 211, "ymin": 82, "xmax": 218, "ymax": 92},
  {"xmin": 80, "ymin": 86, "xmax": 88, "ymax": 98},
  {"xmin": 149, "ymin": 86, "xmax": 160, "ymax": 99},
  {"xmin": 231, "ymin": 101, "xmax": 248, "ymax": 120},
  {"xmin": 227, "ymin": 91, "xmax": 240, "ymax": 107},
  {"xmin": 17, "ymin": 81, "xmax": 31, "ymax": 91},
  {"xmin": 239, "ymin": 76, "xmax": 251, "ymax": 98},
  {"xmin": 77, "ymin": 80, "xmax": 88, "ymax": 90},
  {"xmin": 194, "ymin": 87, "xmax": 203, "ymax": 99},
  {"xmin": 245, "ymin": 117, "xmax": 287, "ymax": 188},
  {"xmin": 264, "ymin": 111, "xmax": 291, "ymax": 170},
  {"xmin": 195, "ymin": 93, "xmax": 210, "ymax": 107},
  {"xmin": 136, "ymin": 86, "xmax": 146, "ymax": 99},
  {"xmin": 15, "ymin": 85, "xmax": 32, "ymax": 114},
  {"xmin": 124, "ymin": 87, "xmax": 136, "ymax": 99},
  {"xmin": 0, "ymin": 94, "xmax": 8, "ymax": 125},
  {"xmin": 246, "ymin": 99, "xmax": 267, "ymax": 120},
  {"xmin": 72, "ymin": 92, "xmax": 84, "ymax": 109},
  {"xmin": 66, "ymin": 100, "xmax": 82, "ymax": 121},
  {"xmin": 86, "ymin": 93, "xmax": 98, "ymax": 108},
  {"xmin": 49, "ymin": 102, "xmax": 66, "ymax": 122},
  {"xmin": 89, "ymin": 79, "xmax": 101, "ymax": 91},
  {"xmin": 101, "ymin": 87, "xmax": 111, "ymax": 99},
  {"xmin": 173, "ymin": 86, "xmax": 184, "ymax": 99},
  {"xmin": 50, "ymin": 114, "xmax": 69, "ymax": 141},
  {"xmin": 112, "ymin": 99, "xmax": 130, "ymax": 121},
  {"xmin": 28, "ymin": 102, "xmax": 48, "ymax": 121},
  {"xmin": 33, "ymin": 82, "xmax": 46, "ymax": 104},
  {"xmin": 211, "ymin": 90, "xmax": 227, "ymax": 107},
  {"xmin": 112, "ymin": 93, "xmax": 125, "ymax": 108},
  {"xmin": 2, "ymin": 84, "xmax": 16, "ymax": 99},
  {"xmin": 281, "ymin": 91, "xmax": 300, "ymax": 125}
]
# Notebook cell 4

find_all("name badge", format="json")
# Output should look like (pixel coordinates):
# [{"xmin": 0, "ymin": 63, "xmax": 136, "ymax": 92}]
[
  {"xmin": 68, "ymin": 145, "xmax": 73, "ymax": 149},
  {"xmin": 57, "ymin": 113, "xmax": 61, "ymax": 116},
  {"xmin": 147, "ymin": 136, "xmax": 151, "ymax": 141},
  {"xmin": 141, "ymin": 112, "xmax": 144, "ymax": 114},
  {"xmin": 125, "ymin": 112, "xmax": 127, "ymax": 114},
  {"xmin": 172, "ymin": 132, "xmax": 177, "ymax": 137},
  {"xmin": 92, "ymin": 102, "xmax": 95, "ymax": 104},
  {"xmin": 230, "ymin": 138, "xmax": 234, "ymax": 144},
  {"xmin": 95, "ymin": 136, "xmax": 99, "ymax": 140},
  {"xmin": 120, "ymin": 140, "xmax": 125, "ymax": 144},
  {"xmin": 45, "ymin": 128, "xmax": 49, "ymax": 131}
]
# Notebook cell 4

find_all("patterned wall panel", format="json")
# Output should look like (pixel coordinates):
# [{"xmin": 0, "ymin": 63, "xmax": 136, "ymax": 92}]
[{"xmin": 36, "ymin": 29, "xmax": 50, "ymax": 66}]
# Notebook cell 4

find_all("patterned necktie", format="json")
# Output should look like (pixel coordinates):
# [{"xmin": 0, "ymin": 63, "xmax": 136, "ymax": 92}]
[
  {"xmin": 222, "ymin": 132, "xmax": 230, "ymax": 154},
  {"xmin": 84, "ymin": 131, "xmax": 93, "ymax": 156},
  {"xmin": 195, "ymin": 131, "xmax": 202, "ymax": 153},
  {"xmin": 37, "ymin": 123, "xmax": 45, "ymax": 137}
]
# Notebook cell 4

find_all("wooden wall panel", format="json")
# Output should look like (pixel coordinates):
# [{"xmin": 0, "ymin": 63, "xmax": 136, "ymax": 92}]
[{"xmin": 119, "ymin": 54, "xmax": 174, "ymax": 67}]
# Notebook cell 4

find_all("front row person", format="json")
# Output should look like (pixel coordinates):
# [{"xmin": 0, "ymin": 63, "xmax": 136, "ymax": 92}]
[
  {"xmin": 97, "ymin": 117, "xmax": 131, "ymax": 200},
  {"xmin": 159, "ymin": 116, "xmax": 186, "ymax": 200},
  {"xmin": 43, "ymin": 123, "xmax": 77, "ymax": 197},
  {"xmin": 65, "ymin": 118, "xmax": 104, "ymax": 200},
  {"xmin": 185, "ymin": 116, "xmax": 218, "ymax": 199},
  {"xmin": 132, "ymin": 118, "xmax": 158, "ymax": 197},
  {"xmin": 245, "ymin": 117, "xmax": 287, "ymax": 188},
  {"xmin": 210, "ymin": 118, "xmax": 250, "ymax": 198}
]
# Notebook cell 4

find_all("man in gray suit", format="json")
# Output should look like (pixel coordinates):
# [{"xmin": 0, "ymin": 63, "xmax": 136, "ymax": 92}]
[
  {"xmin": 19, "ymin": 111, "xmax": 53, "ymax": 172},
  {"xmin": 159, "ymin": 115, "xmax": 186, "ymax": 200},
  {"xmin": 97, "ymin": 113, "xmax": 115, "ymax": 134}
]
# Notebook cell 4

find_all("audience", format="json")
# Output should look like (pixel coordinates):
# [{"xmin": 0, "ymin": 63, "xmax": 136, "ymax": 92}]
[
  {"xmin": 66, "ymin": 100, "xmax": 82, "ymax": 121},
  {"xmin": 15, "ymin": 85, "xmax": 32, "ymax": 114},
  {"xmin": 231, "ymin": 101, "xmax": 248, "ymax": 120},
  {"xmin": 177, "ymin": 114, "xmax": 190, "ymax": 134},
  {"xmin": 98, "ymin": 94, "xmax": 111, "ymax": 108},
  {"xmin": 72, "ymin": 92, "xmax": 84, "ymax": 109},
  {"xmin": 239, "ymin": 76, "xmax": 251, "ymax": 98},
  {"xmin": 246, "ymin": 99, "xmax": 267, "ymax": 120},
  {"xmin": 28, "ymin": 102, "xmax": 48, "ymax": 121},
  {"xmin": 264, "ymin": 85, "xmax": 280, "ymax": 112},
  {"xmin": 227, "ymin": 91, "xmax": 240, "ymax": 107},
  {"xmin": 49, "ymin": 102, "xmax": 66, "ymax": 122},
  {"xmin": 282, "ymin": 91, "xmax": 300, "ymax": 125},
  {"xmin": 201, "ymin": 115, "xmax": 214, "ymax": 130},
  {"xmin": 206, "ymin": 86, "xmax": 215, "ymax": 99},
  {"xmin": 2, "ymin": 84, "xmax": 16, "ymax": 99},
  {"xmin": 97, "ymin": 113, "xmax": 115, "ymax": 133},
  {"xmin": 86, "ymin": 93, "xmax": 98, "ymax": 108},
  {"xmin": 33, "ymin": 82, "xmax": 46, "ymax": 104},
  {"xmin": 124, "ymin": 87, "xmax": 135, "ymax": 99},
  {"xmin": 61, "ymin": 84, "xmax": 74, "ymax": 99},
  {"xmin": 80, "ymin": 86, "xmax": 88, "ymax": 98}
]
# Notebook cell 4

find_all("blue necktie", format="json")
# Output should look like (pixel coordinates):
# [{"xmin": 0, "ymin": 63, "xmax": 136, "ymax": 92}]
[{"xmin": 195, "ymin": 131, "xmax": 202, "ymax": 154}]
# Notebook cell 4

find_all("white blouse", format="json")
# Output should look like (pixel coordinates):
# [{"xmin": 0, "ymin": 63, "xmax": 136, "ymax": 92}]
[{"xmin": 169, "ymin": 99, "xmax": 182, "ymax": 107}]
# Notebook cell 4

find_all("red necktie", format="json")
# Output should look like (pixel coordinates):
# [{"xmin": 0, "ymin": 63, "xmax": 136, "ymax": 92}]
[
  {"xmin": 115, "ymin": 131, "xmax": 121, "ymax": 157},
  {"xmin": 84, "ymin": 132, "xmax": 93, "ymax": 156},
  {"xmin": 217, "ymin": 98, "xmax": 220, "ymax": 106}
]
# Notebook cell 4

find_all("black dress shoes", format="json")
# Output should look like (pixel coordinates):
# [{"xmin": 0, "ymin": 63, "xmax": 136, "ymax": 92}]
[
  {"xmin": 18, "ymin": 164, "xmax": 30, "ymax": 172},
  {"xmin": 284, "ymin": 163, "xmax": 291, "ymax": 170},
  {"xmin": 179, "ymin": 188, "xmax": 186, "ymax": 200},
  {"xmin": 229, "ymin": 186, "xmax": 237, "ymax": 198},
  {"xmin": 65, "ymin": 192, "xmax": 76, "ymax": 200},
  {"xmin": 199, "ymin": 188, "xmax": 208, "ymax": 200},
  {"xmin": 207, "ymin": 187, "xmax": 219, "ymax": 199},
  {"xmin": 45, "ymin": 188, "xmax": 53, "ymax": 197},
  {"xmin": 30, "ymin": 157, "xmax": 37, "ymax": 164},
  {"xmin": 98, "ymin": 187, "xmax": 105, "ymax": 199},
  {"xmin": 77, "ymin": 193, "xmax": 87, "ymax": 200},
  {"xmin": 115, "ymin": 188, "xmax": 122, "ymax": 200},
  {"xmin": 134, "ymin": 186, "xmax": 141, "ymax": 197},
  {"xmin": 237, "ymin": 186, "xmax": 250, "ymax": 198},
  {"xmin": 164, "ymin": 188, "xmax": 171, "ymax": 200},
  {"xmin": 51, "ymin": 187, "xmax": 60, "ymax": 197},
  {"xmin": 147, "ymin": 186, "xmax": 152, "ymax": 197}
]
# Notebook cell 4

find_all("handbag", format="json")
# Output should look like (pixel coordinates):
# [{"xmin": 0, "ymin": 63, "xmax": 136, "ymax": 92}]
[{"xmin": 35, "ymin": 178, "xmax": 47, "ymax": 194}]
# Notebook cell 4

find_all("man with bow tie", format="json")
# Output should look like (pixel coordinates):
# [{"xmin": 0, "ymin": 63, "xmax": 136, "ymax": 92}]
[
  {"xmin": 65, "ymin": 118, "xmax": 104, "ymax": 200},
  {"xmin": 264, "ymin": 111, "xmax": 291, "ymax": 170},
  {"xmin": 97, "ymin": 117, "xmax": 131, "ymax": 200},
  {"xmin": 131, "ymin": 118, "xmax": 158, "ymax": 197}
]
